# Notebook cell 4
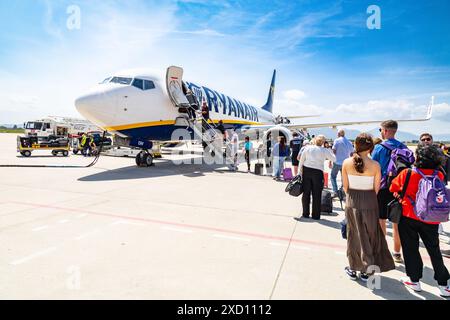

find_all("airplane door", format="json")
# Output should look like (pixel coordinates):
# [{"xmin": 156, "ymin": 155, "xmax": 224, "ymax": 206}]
[{"xmin": 166, "ymin": 66, "xmax": 189, "ymax": 108}]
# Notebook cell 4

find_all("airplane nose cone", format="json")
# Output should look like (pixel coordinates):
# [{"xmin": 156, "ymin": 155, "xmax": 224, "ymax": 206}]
[
  {"xmin": 75, "ymin": 93, "xmax": 99, "ymax": 116},
  {"xmin": 75, "ymin": 90, "xmax": 117, "ymax": 128}
]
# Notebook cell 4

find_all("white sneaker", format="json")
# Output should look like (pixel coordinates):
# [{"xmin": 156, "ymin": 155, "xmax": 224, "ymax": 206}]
[
  {"xmin": 439, "ymin": 285, "xmax": 450, "ymax": 298},
  {"xmin": 401, "ymin": 277, "xmax": 422, "ymax": 292}
]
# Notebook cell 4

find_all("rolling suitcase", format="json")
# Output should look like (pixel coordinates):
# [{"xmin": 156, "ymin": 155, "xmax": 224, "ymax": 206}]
[
  {"xmin": 321, "ymin": 190, "xmax": 333, "ymax": 214},
  {"xmin": 283, "ymin": 168, "xmax": 293, "ymax": 181},
  {"xmin": 255, "ymin": 163, "xmax": 264, "ymax": 175},
  {"xmin": 255, "ymin": 148, "xmax": 264, "ymax": 175}
]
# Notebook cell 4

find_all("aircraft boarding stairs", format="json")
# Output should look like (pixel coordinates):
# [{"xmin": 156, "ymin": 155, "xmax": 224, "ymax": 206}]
[
  {"xmin": 166, "ymin": 66, "xmax": 236, "ymax": 167},
  {"xmin": 175, "ymin": 111, "xmax": 236, "ymax": 168}
]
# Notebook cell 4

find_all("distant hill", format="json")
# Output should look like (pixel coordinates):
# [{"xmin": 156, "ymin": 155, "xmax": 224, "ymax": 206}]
[
  {"xmin": 0, "ymin": 124, "xmax": 23, "ymax": 129},
  {"xmin": 433, "ymin": 134, "xmax": 450, "ymax": 142}
]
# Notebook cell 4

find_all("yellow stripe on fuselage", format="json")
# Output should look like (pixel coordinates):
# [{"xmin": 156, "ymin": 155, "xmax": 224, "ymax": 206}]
[
  {"xmin": 105, "ymin": 119, "xmax": 262, "ymax": 131},
  {"xmin": 105, "ymin": 120, "xmax": 175, "ymax": 131}
]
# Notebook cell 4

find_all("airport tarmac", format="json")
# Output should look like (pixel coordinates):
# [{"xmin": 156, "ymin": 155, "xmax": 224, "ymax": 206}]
[{"xmin": 1, "ymin": 133, "xmax": 450, "ymax": 300}]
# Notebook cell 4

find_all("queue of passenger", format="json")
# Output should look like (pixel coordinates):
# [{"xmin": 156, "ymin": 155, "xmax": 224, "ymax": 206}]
[
  {"xmin": 217, "ymin": 122, "xmax": 450, "ymax": 297},
  {"xmin": 337, "ymin": 123, "xmax": 449, "ymax": 297}
]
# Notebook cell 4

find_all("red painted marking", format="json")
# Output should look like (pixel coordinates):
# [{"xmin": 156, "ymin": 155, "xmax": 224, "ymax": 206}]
[
  {"xmin": 8, "ymin": 201, "xmax": 346, "ymax": 250},
  {"xmin": 8, "ymin": 200, "xmax": 450, "ymax": 265}
]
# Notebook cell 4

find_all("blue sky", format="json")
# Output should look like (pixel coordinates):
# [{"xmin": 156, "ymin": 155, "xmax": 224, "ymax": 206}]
[{"xmin": 0, "ymin": 0, "xmax": 449, "ymax": 135}]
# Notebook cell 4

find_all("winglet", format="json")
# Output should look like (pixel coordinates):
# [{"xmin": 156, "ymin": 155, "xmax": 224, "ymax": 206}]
[
  {"xmin": 426, "ymin": 96, "xmax": 434, "ymax": 120},
  {"xmin": 262, "ymin": 70, "xmax": 276, "ymax": 113}
]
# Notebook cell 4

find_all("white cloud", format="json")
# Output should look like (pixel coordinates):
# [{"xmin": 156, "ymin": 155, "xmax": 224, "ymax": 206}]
[
  {"xmin": 309, "ymin": 99, "xmax": 450, "ymax": 135},
  {"xmin": 334, "ymin": 100, "xmax": 450, "ymax": 122},
  {"xmin": 272, "ymin": 97, "xmax": 450, "ymax": 135},
  {"xmin": 433, "ymin": 102, "xmax": 450, "ymax": 120},
  {"xmin": 176, "ymin": 29, "xmax": 226, "ymax": 37},
  {"xmin": 283, "ymin": 89, "xmax": 306, "ymax": 101},
  {"xmin": 335, "ymin": 99, "xmax": 420, "ymax": 119},
  {"xmin": 274, "ymin": 99, "xmax": 326, "ymax": 117},
  {"xmin": 0, "ymin": 93, "xmax": 39, "ymax": 111}
]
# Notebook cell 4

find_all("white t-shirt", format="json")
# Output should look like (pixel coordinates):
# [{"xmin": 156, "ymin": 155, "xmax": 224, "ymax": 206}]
[{"xmin": 299, "ymin": 145, "xmax": 336, "ymax": 172}]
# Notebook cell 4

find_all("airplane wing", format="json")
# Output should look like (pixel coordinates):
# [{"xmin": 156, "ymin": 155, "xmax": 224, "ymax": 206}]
[
  {"xmin": 243, "ymin": 96, "xmax": 434, "ymax": 132},
  {"xmin": 284, "ymin": 115, "xmax": 321, "ymax": 119}
]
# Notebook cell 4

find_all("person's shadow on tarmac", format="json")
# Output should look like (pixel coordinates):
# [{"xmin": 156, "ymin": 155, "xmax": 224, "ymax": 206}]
[
  {"xmin": 294, "ymin": 216, "xmax": 342, "ymax": 230},
  {"xmin": 354, "ymin": 265, "xmax": 446, "ymax": 300}
]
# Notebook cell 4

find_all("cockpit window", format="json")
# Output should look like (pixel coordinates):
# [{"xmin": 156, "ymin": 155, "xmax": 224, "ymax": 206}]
[
  {"xmin": 132, "ymin": 78, "xmax": 144, "ymax": 90},
  {"xmin": 144, "ymin": 80, "xmax": 155, "ymax": 90},
  {"xmin": 132, "ymin": 78, "xmax": 155, "ymax": 91},
  {"xmin": 110, "ymin": 77, "xmax": 132, "ymax": 85}
]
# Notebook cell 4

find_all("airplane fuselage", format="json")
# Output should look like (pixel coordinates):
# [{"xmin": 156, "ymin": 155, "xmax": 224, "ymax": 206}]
[{"xmin": 75, "ymin": 70, "xmax": 275, "ymax": 142}]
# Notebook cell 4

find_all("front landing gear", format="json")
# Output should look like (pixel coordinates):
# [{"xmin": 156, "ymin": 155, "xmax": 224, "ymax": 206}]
[{"xmin": 135, "ymin": 150, "xmax": 154, "ymax": 167}]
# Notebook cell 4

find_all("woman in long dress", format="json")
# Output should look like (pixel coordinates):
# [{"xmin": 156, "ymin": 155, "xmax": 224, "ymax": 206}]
[{"xmin": 342, "ymin": 133, "xmax": 395, "ymax": 282}]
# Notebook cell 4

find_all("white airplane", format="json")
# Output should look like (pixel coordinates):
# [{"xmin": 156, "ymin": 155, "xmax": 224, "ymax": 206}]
[{"xmin": 75, "ymin": 66, "xmax": 434, "ymax": 167}]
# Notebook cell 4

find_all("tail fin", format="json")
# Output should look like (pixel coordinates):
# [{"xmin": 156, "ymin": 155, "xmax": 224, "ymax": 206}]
[{"xmin": 262, "ymin": 69, "xmax": 276, "ymax": 113}]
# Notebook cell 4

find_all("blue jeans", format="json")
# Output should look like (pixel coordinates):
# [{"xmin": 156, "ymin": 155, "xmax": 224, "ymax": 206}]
[
  {"xmin": 272, "ymin": 156, "xmax": 285, "ymax": 178},
  {"xmin": 331, "ymin": 163, "xmax": 342, "ymax": 193}
]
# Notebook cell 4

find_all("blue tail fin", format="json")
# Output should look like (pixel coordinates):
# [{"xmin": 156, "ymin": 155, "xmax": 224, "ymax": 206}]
[{"xmin": 262, "ymin": 70, "xmax": 276, "ymax": 113}]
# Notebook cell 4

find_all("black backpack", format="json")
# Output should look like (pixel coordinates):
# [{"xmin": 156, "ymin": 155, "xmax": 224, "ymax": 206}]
[{"xmin": 321, "ymin": 190, "xmax": 333, "ymax": 213}]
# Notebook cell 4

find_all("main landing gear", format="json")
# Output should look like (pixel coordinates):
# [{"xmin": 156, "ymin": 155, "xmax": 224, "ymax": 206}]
[{"xmin": 135, "ymin": 150, "xmax": 154, "ymax": 167}]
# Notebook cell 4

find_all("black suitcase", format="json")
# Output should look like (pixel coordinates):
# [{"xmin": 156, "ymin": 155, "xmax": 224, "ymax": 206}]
[
  {"xmin": 255, "ymin": 163, "xmax": 264, "ymax": 175},
  {"xmin": 321, "ymin": 190, "xmax": 333, "ymax": 213}
]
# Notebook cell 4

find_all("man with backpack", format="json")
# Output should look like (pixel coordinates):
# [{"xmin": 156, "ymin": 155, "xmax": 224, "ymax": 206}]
[{"xmin": 372, "ymin": 120, "xmax": 415, "ymax": 263}]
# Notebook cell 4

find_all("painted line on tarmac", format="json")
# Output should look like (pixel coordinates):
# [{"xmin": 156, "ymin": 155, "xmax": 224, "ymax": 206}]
[
  {"xmin": 10, "ymin": 247, "xmax": 57, "ymax": 266},
  {"xmin": 111, "ymin": 220, "xmax": 144, "ymax": 227},
  {"xmin": 74, "ymin": 229, "xmax": 102, "ymax": 240},
  {"xmin": 162, "ymin": 226, "xmax": 193, "ymax": 234},
  {"xmin": 213, "ymin": 234, "xmax": 251, "ymax": 242},
  {"xmin": 270, "ymin": 243, "xmax": 312, "ymax": 251},
  {"xmin": 291, "ymin": 245, "xmax": 312, "ymax": 251},
  {"xmin": 32, "ymin": 225, "xmax": 49, "ymax": 232},
  {"xmin": 269, "ymin": 242, "xmax": 286, "ymax": 247}
]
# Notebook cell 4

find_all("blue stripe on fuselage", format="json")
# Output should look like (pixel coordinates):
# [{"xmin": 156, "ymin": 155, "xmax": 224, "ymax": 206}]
[{"xmin": 118, "ymin": 122, "xmax": 254, "ymax": 142}]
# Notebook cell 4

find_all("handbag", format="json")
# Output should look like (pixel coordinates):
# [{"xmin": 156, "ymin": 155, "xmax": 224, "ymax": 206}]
[
  {"xmin": 285, "ymin": 175, "xmax": 303, "ymax": 197},
  {"xmin": 387, "ymin": 169, "xmax": 412, "ymax": 224}
]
